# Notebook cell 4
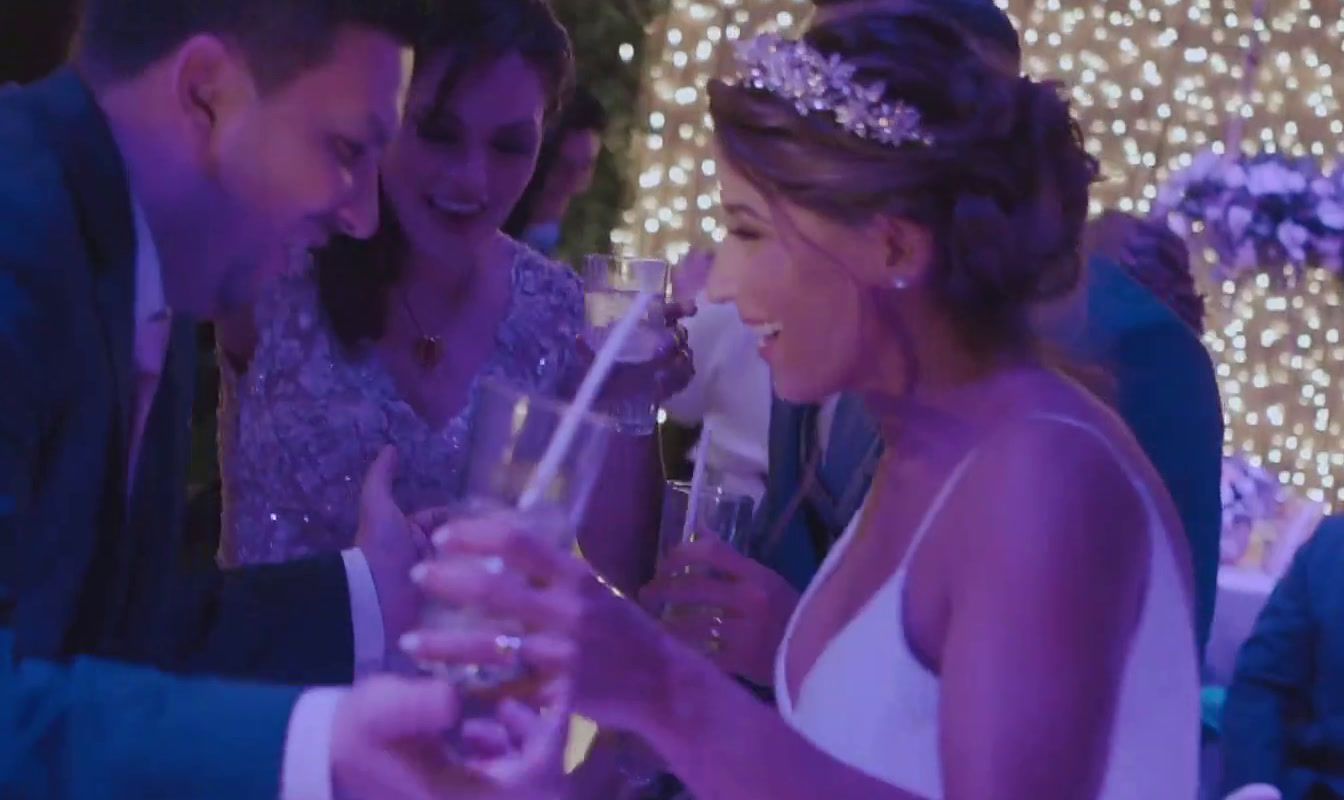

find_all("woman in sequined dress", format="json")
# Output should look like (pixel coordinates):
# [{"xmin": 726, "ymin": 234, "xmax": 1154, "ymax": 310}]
[{"xmin": 215, "ymin": 0, "xmax": 683, "ymax": 593}]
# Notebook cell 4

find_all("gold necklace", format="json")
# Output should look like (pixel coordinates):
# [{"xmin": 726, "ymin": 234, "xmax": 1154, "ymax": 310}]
[{"xmin": 399, "ymin": 290, "xmax": 444, "ymax": 370}]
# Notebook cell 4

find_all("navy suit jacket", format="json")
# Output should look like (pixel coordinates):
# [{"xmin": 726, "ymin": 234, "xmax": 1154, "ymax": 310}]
[
  {"xmin": 1, "ymin": 630, "xmax": 298, "ymax": 799},
  {"xmin": 1221, "ymin": 517, "xmax": 1344, "ymax": 800},
  {"xmin": 755, "ymin": 257, "xmax": 1224, "ymax": 655},
  {"xmin": 0, "ymin": 69, "xmax": 353, "ymax": 684}
]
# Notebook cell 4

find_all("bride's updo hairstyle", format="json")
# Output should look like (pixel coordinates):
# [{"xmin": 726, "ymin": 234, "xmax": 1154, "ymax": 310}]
[{"xmin": 707, "ymin": 9, "xmax": 1099, "ymax": 354}]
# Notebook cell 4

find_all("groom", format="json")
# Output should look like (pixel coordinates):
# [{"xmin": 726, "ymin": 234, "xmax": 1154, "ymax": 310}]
[{"xmin": 0, "ymin": 0, "xmax": 429, "ymax": 685}]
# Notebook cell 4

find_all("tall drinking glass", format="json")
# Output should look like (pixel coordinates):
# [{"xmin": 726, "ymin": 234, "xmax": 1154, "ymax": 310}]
[
  {"xmin": 612, "ymin": 481, "xmax": 754, "ymax": 796},
  {"xmin": 581, "ymin": 254, "xmax": 674, "ymax": 433},
  {"xmin": 419, "ymin": 379, "xmax": 616, "ymax": 688},
  {"xmin": 655, "ymin": 479, "xmax": 756, "ymax": 616},
  {"xmin": 657, "ymin": 480, "xmax": 756, "ymax": 558}
]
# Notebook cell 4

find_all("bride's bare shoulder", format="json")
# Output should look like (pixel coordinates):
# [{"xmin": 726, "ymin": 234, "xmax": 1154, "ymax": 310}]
[{"xmin": 955, "ymin": 370, "xmax": 1156, "ymax": 532}]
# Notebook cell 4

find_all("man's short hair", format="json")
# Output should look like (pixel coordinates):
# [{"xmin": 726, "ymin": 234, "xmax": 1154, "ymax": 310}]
[
  {"xmin": 75, "ymin": 0, "xmax": 430, "ymax": 90},
  {"xmin": 559, "ymin": 87, "xmax": 609, "ymax": 136}
]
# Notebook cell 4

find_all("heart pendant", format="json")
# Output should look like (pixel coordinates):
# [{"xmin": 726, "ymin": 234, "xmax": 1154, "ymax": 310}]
[{"xmin": 414, "ymin": 335, "xmax": 443, "ymax": 369}]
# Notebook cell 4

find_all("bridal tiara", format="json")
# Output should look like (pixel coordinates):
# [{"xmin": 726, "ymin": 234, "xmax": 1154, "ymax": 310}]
[{"xmin": 728, "ymin": 33, "xmax": 935, "ymax": 149}]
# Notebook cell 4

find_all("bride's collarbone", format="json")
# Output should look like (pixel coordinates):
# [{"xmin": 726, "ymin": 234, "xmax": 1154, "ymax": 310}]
[{"xmin": 791, "ymin": 487, "xmax": 952, "ymax": 670}]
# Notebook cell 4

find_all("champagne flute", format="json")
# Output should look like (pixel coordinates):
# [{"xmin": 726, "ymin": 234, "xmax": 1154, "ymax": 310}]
[
  {"xmin": 419, "ymin": 378, "xmax": 616, "ymax": 689},
  {"xmin": 581, "ymin": 254, "xmax": 675, "ymax": 433}
]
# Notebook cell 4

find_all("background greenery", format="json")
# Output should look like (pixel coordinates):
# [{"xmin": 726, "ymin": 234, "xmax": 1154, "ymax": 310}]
[{"xmin": 548, "ymin": 0, "xmax": 666, "ymax": 264}]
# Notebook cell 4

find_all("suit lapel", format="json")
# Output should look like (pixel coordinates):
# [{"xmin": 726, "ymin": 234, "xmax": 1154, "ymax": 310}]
[
  {"xmin": 30, "ymin": 69, "xmax": 138, "ymax": 466},
  {"xmin": 21, "ymin": 70, "xmax": 140, "ymax": 654},
  {"xmin": 120, "ymin": 317, "xmax": 196, "ymax": 656},
  {"xmin": 128, "ymin": 317, "xmax": 196, "ymax": 526}
]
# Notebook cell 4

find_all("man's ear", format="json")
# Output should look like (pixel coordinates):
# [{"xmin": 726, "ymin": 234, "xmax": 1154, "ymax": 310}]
[{"xmin": 169, "ymin": 34, "xmax": 256, "ymax": 154}]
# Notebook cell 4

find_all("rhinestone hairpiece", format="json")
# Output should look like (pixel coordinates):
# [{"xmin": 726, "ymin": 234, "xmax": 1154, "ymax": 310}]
[{"xmin": 730, "ymin": 33, "xmax": 934, "ymax": 149}]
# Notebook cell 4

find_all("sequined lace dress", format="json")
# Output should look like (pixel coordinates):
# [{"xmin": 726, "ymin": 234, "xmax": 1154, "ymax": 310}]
[{"xmin": 217, "ymin": 242, "xmax": 583, "ymax": 567}]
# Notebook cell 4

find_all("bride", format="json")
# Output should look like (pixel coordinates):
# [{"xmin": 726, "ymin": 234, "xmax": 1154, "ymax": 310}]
[{"xmin": 408, "ymin": 7, "xmax": 1200, "ymax": 799}]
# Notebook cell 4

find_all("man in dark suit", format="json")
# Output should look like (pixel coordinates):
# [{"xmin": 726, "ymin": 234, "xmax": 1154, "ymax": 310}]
[
  {"xmin": 1221, "ymin": 517, "xmax": 1344, "ymax": 800},
  {"xmin": 0, "ymin": 0, "xmax": 429, "ymax": 686},
  {"xmin": 2, "ymin": 627, "xmax": 537, "ymax": 800}
]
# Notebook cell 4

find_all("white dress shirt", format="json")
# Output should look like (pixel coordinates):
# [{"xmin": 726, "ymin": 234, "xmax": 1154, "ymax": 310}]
[
  {"xmin": 663, "ymin": 298, "xmax": 773, "ymax": 502},
  {"xmin": 129, "ymin": 200, "xmax": 380, "ymax": 799}
]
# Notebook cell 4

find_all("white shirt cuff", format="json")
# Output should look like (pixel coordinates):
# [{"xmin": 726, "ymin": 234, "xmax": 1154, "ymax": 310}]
[
  {"xmin": 341, "ymin": 549, "xmax": 385, "ymax": 678},
  {"xmin": 280, "ymin": 687, "xmax": 346, "ymax": 800},
  {"xmin": 1225, "ymin": 784, "xmax": 1282, "ymax": 800}
]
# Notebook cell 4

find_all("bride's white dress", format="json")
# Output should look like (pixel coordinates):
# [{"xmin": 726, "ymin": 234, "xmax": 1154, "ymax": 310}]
[{"xmin": 775, "ymin": 413, "xmax": 1199, "ymax": 799}]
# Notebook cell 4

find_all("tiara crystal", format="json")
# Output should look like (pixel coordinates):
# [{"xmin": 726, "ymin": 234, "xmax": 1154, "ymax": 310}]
[{"xmin": 729, "ymin": 33, "xmax": 934, "ymax": 149}]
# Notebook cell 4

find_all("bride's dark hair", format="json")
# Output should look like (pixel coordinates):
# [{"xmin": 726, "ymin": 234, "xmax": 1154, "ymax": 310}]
[{"xmin": 708, "ymin": 8, "xmax": 1098, "ymax": 356}]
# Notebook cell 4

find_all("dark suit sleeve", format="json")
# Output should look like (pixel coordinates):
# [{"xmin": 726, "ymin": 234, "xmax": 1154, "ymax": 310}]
[
  {"xmin": 159, "ymin": 556, "xmax": 357, "ymax": 686},
  {"xmin": 1109, "ymin": 322, "xmax": 1224, "ymax": 655},
  {"xmin": 119, "ymin": 329, "xmax": 357, "ymax": 686},
  {"xmin": 1220, "ymin": 526, "xmax": 1337, "ymax": 793},
  {"xmin": 0, "ymin": 257, "xmax": 46, "ymax": 626},
  {"xmin": 1, "ymin": 631, "xmax": 300, "ymax": 800}
]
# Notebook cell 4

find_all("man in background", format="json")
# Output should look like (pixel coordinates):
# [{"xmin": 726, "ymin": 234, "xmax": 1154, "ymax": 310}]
[{"xmin": 505, "ymin": 86, "xmax": 608, "ymax": 256}]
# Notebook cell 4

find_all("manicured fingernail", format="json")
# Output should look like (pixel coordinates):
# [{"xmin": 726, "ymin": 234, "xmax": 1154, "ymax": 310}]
[
  {"xmin": 432, "ymin": 526, "xmax": 454, "ymax": 547},
  {"xmin": 399, "ymin": 632, "xmax": 422, "ymax": 654},
  {"xmin": 410, "ymin": 563, "xmax": 430, "ymax": 584}
]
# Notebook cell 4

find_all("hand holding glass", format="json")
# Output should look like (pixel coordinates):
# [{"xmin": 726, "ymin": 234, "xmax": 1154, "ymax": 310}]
[{"xmin": 418, "ymin": 379, "xmax": 614, "ymax": 689}]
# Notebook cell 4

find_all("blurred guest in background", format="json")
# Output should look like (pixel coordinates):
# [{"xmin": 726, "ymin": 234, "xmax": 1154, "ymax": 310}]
[
  {"xmin": 504, "ymin": 85, "xmax": 608, "ymax": 256},
  {"xmin": 663, "ymin": 249, "xmax": 773, "ymax": 504},
  {"xmin": 1083, "ymin": 210, "xmax": 1207, "ymax": 335},
  {"xmin": 1053, "ymin": 210, "xmax": 1222, "ymax": 655},
  {"xmin": 1221, "ymin": 516, "xmax": 1344, "ymax": 800}
]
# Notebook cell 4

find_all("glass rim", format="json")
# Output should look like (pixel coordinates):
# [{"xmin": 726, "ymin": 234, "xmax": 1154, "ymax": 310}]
[
  {"xmin": 664, "ymin": 479, "xmax": 754, "ymax": 504},
  {"xmin": 476, "ymin": 377, "xmax": 623, "ymax": 432},
  {"xmin": 582, "ymin": 253, "xmax": 670, "ymax": 269}
]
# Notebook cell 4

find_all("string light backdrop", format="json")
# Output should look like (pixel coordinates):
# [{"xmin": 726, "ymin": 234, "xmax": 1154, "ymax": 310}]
[{"xmin": 614, "ymin": 0, "xmax": 1344, "ymax": 507}]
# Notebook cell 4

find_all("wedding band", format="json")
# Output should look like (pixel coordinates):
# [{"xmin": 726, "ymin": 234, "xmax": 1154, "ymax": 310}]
[
  {"xmin": 494, "ymin": 634, "xmax": 524, "ymax": 658},
  {"xmin": 705, "ymin": 622, "xmax": 723, "ymax": 653}
]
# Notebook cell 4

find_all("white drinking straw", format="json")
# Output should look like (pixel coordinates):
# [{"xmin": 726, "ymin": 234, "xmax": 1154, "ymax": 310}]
[
  {"xmin": 518, "ymin": 290, "xmax": 658, "ymax": 511},
  {"xmin": 682, "ymin": 423, "xmax": 714, "ymax": 542}
]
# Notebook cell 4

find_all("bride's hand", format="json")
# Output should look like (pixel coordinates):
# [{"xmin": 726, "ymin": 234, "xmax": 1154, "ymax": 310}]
[
  {"xmin": 330, "ymin": 674, "xmax": 568, "ymax": 800},
  {"xmin": 639, "ymin": 537, "xmax": 800, "ymax": 688},
  {"xmin": 401, "ymin": 513, "xmax": 679, "ymax": 733}
]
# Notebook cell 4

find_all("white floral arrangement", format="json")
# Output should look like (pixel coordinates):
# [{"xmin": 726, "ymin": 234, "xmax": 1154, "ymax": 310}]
[
  {"xmin": 1220, "ymin": 455, "xmax": 1283, "ymax": 565},
  {"xmin": 1155, "ymin": 150, "xmax": 1344, "ymax": 282}
]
